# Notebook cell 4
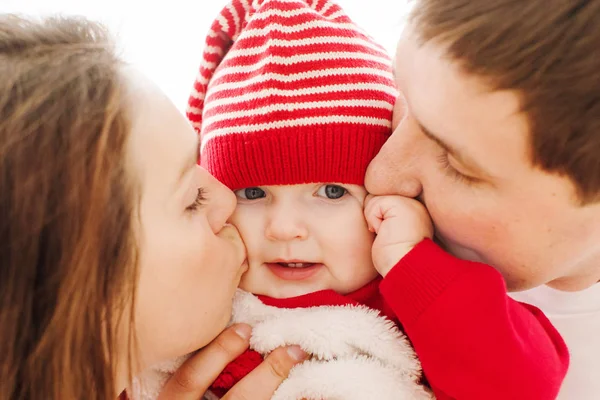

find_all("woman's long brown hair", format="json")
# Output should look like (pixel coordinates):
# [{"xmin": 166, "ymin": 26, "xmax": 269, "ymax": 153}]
[{"xmin": 0, "ymin": 15, "xmax": 138, "ymax": 399}]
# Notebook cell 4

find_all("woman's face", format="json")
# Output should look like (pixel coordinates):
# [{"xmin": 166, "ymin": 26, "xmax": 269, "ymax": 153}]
[{"xmin": 124, "ymin": 70, "xmax": 247, "ymax": 371}]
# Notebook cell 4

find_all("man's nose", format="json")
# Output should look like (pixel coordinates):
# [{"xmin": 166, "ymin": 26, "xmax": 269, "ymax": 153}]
[{"xmin": 365, "ymin": 114, "xmax": 424, "ymax": 198}]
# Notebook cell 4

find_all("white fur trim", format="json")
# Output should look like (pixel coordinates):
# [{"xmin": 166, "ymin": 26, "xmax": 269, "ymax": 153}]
[
  {"xmin": 233, "ymin": 292, "xmax": 420, "ymax": 379},
  {"xmin": 131, "ymin": 289, "xmax": 433, "ymax": 399},
  {"xmin": 273, "ymin": 356, "xmax": 432, "ymax": 400}
]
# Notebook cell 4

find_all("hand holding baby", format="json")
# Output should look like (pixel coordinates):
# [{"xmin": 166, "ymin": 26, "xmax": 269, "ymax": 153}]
[{"xmin": 364, "ymin": 195, "xmax": 434, "ymax": 277}]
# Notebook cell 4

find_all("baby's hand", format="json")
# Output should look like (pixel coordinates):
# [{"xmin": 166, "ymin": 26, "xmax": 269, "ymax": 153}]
[{"xmin": 364, "ymin": 195, "xmax": 433, "ymax": 277}]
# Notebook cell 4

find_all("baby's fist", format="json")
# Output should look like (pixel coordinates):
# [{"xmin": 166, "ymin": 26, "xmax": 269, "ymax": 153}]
[{"xmin": 364, "ymin": 195, "xmax": 433, "ymax": 277}]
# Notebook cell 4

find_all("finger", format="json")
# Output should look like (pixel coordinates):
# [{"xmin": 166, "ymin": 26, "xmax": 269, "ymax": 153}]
[
  {"xmin": 158, "ymin": 324, "xmax": 252, "ymax": 400},
  {"xmin": 365, "ymin": 208, "xmax": 383, "ymax": 233},
  {"xmin": 363, "ymin": 193, "xmax": 379, "ymax": 215},
  {"xmin": 222, "ymin": 346, "xmax": 307, "ymax": 400},
  {"xmin": 364, "ymin": 197, "xmax": 385, "ymax": 233}
]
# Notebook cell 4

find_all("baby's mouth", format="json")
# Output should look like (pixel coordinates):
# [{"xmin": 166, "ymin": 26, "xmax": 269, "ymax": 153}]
[
  {"xmin": 276, "ymin": 262, "xmax": 316, "ymax": 268},
  {"xmin": 265, "ymin": 261, "xmax": 323, "ymax": 281}
]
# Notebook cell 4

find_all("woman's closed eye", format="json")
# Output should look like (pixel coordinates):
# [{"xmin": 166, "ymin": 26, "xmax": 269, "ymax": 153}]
[{"xmin": 186, "ymin": 187, "xmax": 207, "ymax": 212}]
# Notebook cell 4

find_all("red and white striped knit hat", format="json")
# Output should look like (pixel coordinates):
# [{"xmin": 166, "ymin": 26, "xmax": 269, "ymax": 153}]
[{"xmin": 186, "ymin": 0, "xmax": 398, "ymax": 190}]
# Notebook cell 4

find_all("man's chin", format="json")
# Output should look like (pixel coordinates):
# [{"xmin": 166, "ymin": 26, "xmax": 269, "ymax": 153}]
[
  {"xmin": 504, "ymin": 276, "xmax": 541, "ymax": 292},
  {"xmin": 435, "ymin": 236, "xmax": 539, "ymax": 292},
  {"xmin": 432, "ymin": 234, "xmax": 447, "ymax": 250},
  {"xmin": 434, "ymin": 235, "xmax": 484, "ymax": 263}
]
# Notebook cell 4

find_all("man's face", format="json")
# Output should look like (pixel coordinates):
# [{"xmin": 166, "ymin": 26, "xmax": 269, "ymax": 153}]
[{"xmin": 365, "ymin": 25, "xmax": 600, "ymax": 292}]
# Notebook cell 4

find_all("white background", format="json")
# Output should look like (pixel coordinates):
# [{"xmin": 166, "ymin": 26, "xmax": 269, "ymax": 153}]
[{"xmin": 3, "ymin": 0, "xmax": 408, "ymax": 111}]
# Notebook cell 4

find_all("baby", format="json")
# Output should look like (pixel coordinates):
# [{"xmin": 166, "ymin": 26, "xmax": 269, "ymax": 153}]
[
  {"xmin": 132, "ymin": 0, "xmax": 429, "ymax": 399},
  {"xmin": 131, "ymin": 0, "xmax": 568, "ymax": 399}
]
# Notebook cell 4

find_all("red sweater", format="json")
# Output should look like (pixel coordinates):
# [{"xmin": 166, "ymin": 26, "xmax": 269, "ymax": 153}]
[
  {"xmin": 212, "ymin": 239, "xmax": 570, "ymax": 399},
  {"xmin": 382, "ymin": 239, "xmax": 569, "ymax": 399}
]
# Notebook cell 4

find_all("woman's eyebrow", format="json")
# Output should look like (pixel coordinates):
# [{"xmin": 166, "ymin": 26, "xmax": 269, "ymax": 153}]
[{"xmin": 178, "ymin": 136, "xmax": 201, "ymax": 185}]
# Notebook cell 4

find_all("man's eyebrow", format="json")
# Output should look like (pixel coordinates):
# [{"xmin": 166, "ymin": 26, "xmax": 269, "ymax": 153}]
[{"xmin": 415, "ymin": 118, "xmax": 488, "ymax": 175}]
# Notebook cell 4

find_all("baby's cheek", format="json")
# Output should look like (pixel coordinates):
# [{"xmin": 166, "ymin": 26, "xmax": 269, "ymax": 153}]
[
  {"xmin": 230, "ymin": 207, "xmax": 261, "ymax": 239},
  {"xmin": 238, "ymin": 269, "xmax": 262, "ymax": 294}
]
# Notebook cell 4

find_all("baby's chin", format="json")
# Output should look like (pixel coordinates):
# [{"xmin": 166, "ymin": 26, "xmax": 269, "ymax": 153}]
[
  {"xmin": 239, "ymin": 282, "xmax": 322, "ymax": 299},
  {"xmin": 236, "ymin": 265, "xmax": 324, "ymax": 298},
  {"xmin": 237, "ymin": 264, "xmax": 373, "ymax": 298},
  {"xmin": 238, "ymin": 279, "xmax": 367, "ymax": 299},
  {"xmin": 238, "ymin": 275, "xmax": 335, "ymax": 298}
]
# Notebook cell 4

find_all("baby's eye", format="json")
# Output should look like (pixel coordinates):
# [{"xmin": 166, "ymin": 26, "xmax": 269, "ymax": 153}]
[
  {"xmin": 234, "ymin": 187, "xmax": 266, "ymax": 200},
  {"xmin": 316, "ymin": 184, "xmax": 347, "ymax": 200}
]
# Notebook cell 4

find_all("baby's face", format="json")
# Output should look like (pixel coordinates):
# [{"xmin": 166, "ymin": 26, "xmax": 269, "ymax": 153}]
[{"xmin": 229, "ymin": 183, "xmax": 378, "ymax": 298}]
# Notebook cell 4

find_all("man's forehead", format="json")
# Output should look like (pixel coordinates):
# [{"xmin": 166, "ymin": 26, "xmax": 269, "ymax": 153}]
[{"xmin": 392, "ymin": 32, "xmax": 531, "ymax": 179}]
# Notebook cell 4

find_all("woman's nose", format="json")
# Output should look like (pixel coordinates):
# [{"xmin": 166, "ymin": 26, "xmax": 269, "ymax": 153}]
[{"xmin": 201, "ymin": 167, "xmax": 237, "ymax": 234}]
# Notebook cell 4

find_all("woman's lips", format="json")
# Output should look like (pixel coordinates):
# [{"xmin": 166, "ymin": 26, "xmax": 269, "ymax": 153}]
[
  {"xmin": 240, "ymin": 259, "xmax": 249, "ymax": 273},
  {"xmin": 265, "ymin": 262, "xmax": 323, "ymax": 281}
]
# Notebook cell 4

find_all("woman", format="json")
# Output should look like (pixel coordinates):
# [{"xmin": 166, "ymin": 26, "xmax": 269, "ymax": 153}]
[{"xmin": 0, "ymin": 15, "xmax": 306, "ymax": 399}]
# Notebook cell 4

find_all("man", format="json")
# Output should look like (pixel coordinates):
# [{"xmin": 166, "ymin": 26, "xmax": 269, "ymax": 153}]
[
  {"xmin": 163, "ymin": 1, "xmax": 599, "ymax": 398},
  {"xmin": 365, "ymin": 1, "xmax": 600, "ymax": 399}
]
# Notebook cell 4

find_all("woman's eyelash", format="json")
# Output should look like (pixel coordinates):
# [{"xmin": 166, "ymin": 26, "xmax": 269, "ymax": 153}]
[
  {"xmin": 436, "ymin": 152, "xmax": 477, "ymax": 185},
  {"xmin": 186, "ymin": 187, "xmax": 207, "ymax": 211}
]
